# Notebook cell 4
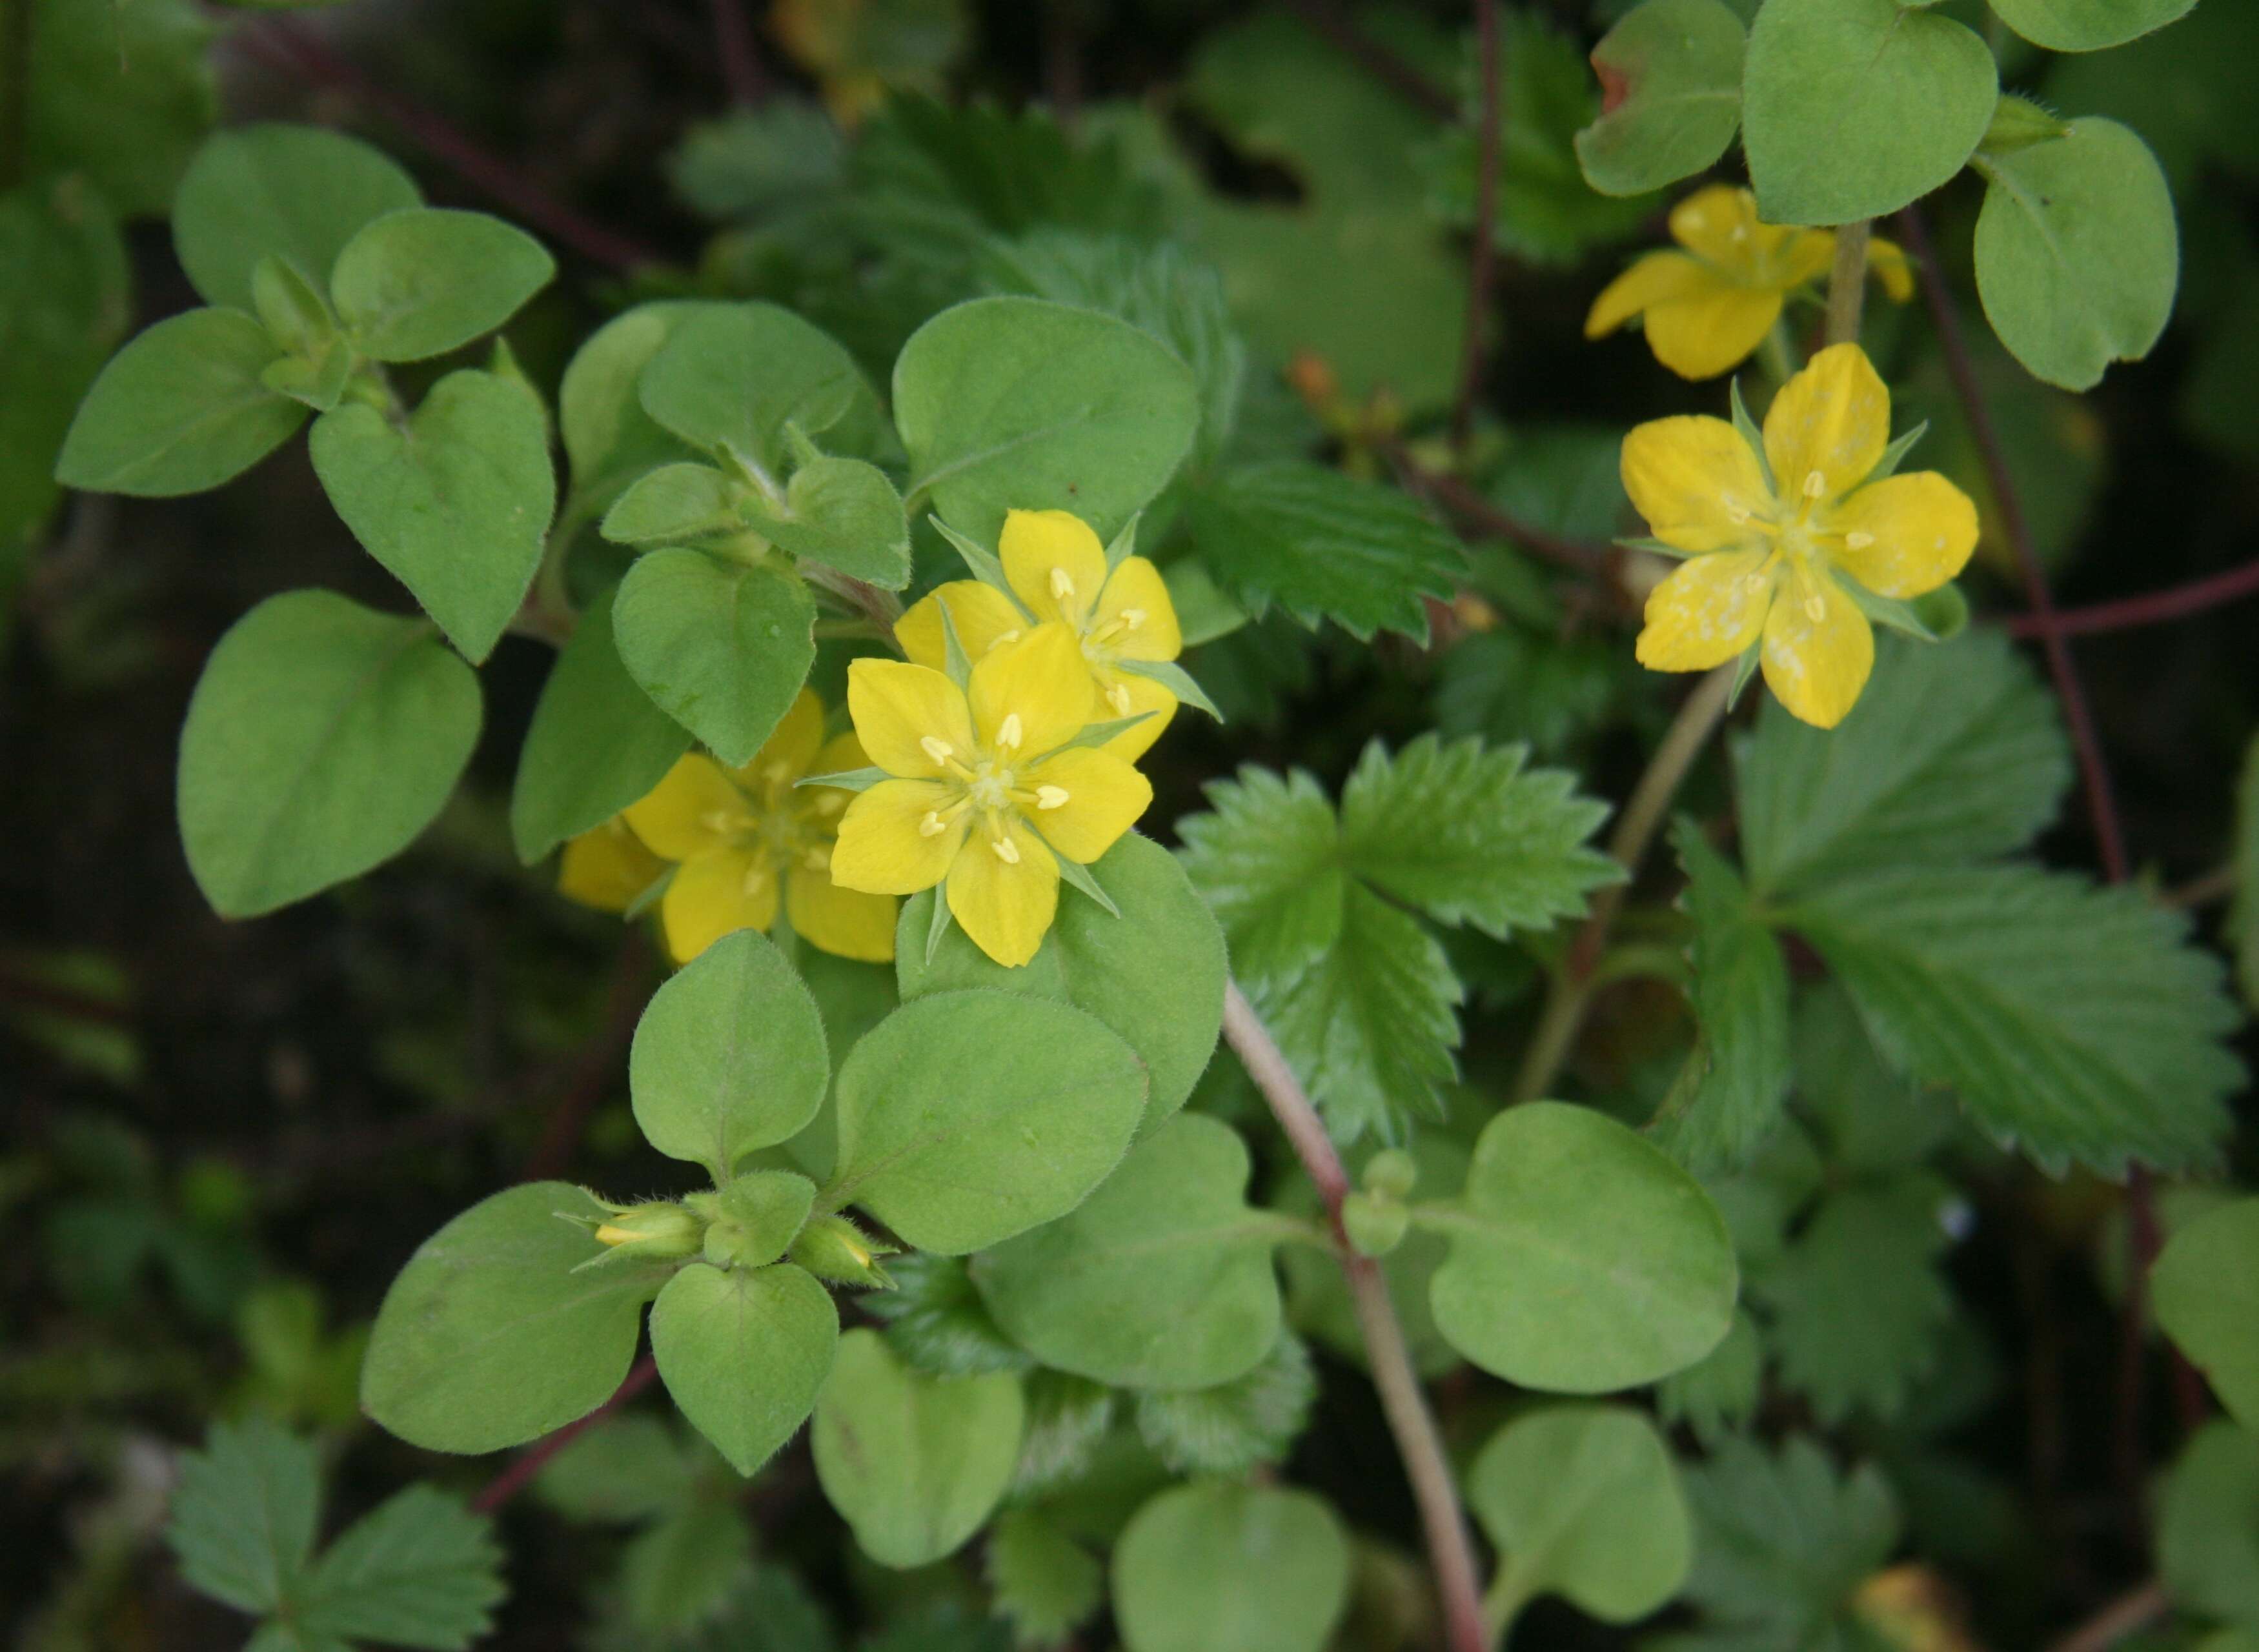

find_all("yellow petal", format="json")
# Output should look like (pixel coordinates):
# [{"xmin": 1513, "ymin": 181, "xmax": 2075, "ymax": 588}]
[
  {"xmin": 1001, "ymin": 508, "xmax": 1108, "ymax": 627},
  {"xmin": 1866, "ymin": 236, "xmax": 1915, "ymax": 303},
  {"xmin": 1667, "ymin": 185, "xmax": 1763, "ymax": 269},
  {"xmin": 1621, "ymin": 416, "xmax": 1772, "ymax": 552},
  {"xmin": 1827, "ymin": 472, "xmax": 1979, "ymax": 598},
  {"xmin": 787, "ymin": 867, "xmax": 897, "ymax": 963},
  {"xmin": 1642, "ymin": 287, "xmax": 1786, "ymax": 380},
  {"xmin": 1635, "ymin": 548, "xmax": 1776, "ymax": 672},
  {"xmin": 1089, "ymin": 667, "xmax": 1177, "ymax": 761},
  {"xmin": 1585, "ymin": 251, "xmax": 1716, "ymax": 339},
  {"xmin": 895, "ymin": 580, "xmax": 1027, "ymax": 672},
  {"xmin": 558, "ymin": 820, "xmax": 666, "ymax": 913},
  {"xmin": 846, "ymin": 658, "xmax": 977, "ymax": 779},
  {"xmin": 1763, "ymin": 343, "xmax": 1890, "ymax": 507},
  {"xmin": 946, "ymin": 818, "xmax": 1060, "ymax": 968},
  {"xmin": 1093, "ymin": 556, "xmax": 1182, "ymax": 663},
  {"xmin": 831, "ymin": 778, "xmax": 966, "ymax": 894},
  {"xmin": 1020, "ymin": 746, "xmax": 1153, "ymax": 864},
  {"xmin": 732, "ymin": 686, "xmax": 824, "ymax": 791},
  {"xmin": 1774, "ymin": 228, "xmax": 1837, "ymax": 290},
  {"xmin": 622, "ymin": 754, "xmax": 749, "ymax": 861},
  {"xmin": 968, "ymin": 623, "xmax": 1094, "ymax": 759},
  {"xmin": 661, "ymin": 847, "xmax": 778, "ymax": 965},
  {"xmin": 1761, "ymin": 566, "xmax": 1874, "ymax": 729}
]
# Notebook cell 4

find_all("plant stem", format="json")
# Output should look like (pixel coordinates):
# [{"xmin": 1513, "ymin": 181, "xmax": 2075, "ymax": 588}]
[
  {"xmin": 2041, "ymin": 1580, "xmax": 2171, "ymax": 1652},
  {"xmin": 706, "ymin": 0, "xmax": 769, "ymax": 106},
  {"xmin": 1221, "ymin": 982, "xmax": 1490, "ymax": 1652},
  {"xmin": 1511, "ymin": 663, "xmax": 1734, "ymax": 1103},
  {"xmin": 1283, "ymin": 0, "xmax": 1457, "ymax": 119},
  {"xmin": 1386, "ymin": 445, "xmax": 1620, "ymax": 580},
  {"xmin": 1823, "ymin": 219, "xmax": 1871, "ymax": 348},
  {"xmin": 1450, "ymin": 0, "xmax": 1503, "ymax": 456},
  {"xmin": 2009, "ymin": 556, "xmax": 2259, "ymax": 640},
  {"xmin": 471, "ymin": 1356, "xmax": 659, "ymax": 1514}
]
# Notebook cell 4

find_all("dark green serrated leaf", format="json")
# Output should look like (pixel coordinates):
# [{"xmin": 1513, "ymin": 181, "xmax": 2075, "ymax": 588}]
[
  {"xmin": 297, "ymin": 1485, "xmax": 505, "ymax": 1649},
  {"xmin": 167, "ymin": 1416, "xmax": 321, "ymax": 1617},
  {"xmin": 1132, "ymin": 1331, "xmax": 1314, "ymax": 1475},
  {"xmin": 986, "ymin": 1508, "xmax": 1102, "ymax": 1648}
]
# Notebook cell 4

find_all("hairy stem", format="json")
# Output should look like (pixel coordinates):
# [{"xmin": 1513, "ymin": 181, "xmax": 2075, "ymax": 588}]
[
  {"xmin": 2009, "ymin": 556, "xmax": 2259, "ymax": 640},
  {"xmin": 1512, "ymin": 664, "xmax": 1734, "ymax": 1104},
  {"xmin": 1450, "ymin": 0, "xmax": 1503, "ymax": 455},
  {"xmin": 1221, "ymin": 982, "xmax": 1490, "ymax": 1652},
  {"xmin": 471, "ymin": 1356, "xmax": 659, "ymax": 1514},
  {"xmin": 1823, "ymin": 219, "xmax": 1871, "ymax": 348},
  {"xmin": 2041, "ymin": 1580, "xmax": 2171, "ymax": 1652}
]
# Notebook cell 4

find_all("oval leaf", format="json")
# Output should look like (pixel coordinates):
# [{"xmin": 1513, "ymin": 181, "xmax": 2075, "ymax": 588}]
[
  {"xmin": 1574, "ymin": 0, "xmax": 1746, "ymax": 198},
  {"xmin": 894, "ymin": 296, "xmax": 1200, "ymax": 543},
  {"xmin": 177, "ymin": 590, "xmax": 481, "ymax": 918},
  {"xmin": 331, "ymin": 207, "xmax": 556, "ymax": 363},
  {"xmin": 1426, "ymin": 1101, "xmax": 1737, "ymax": 1391},
  {"xmin": 650, "ymin": 1262, "xmax": 837, "ymax": 1476},
  {"xmin": 827, "ymin": 990, "xmax": 1147, "ymax": 1254},
  {"xmin": 560, "ymin": 301, "xmax": 720, "ymax": 513},
  {"xmin": 630, "ymin": 929, "xmax": 831, "ymax": 1178},
  {"xmin": 811, "ymin": 1328, "xmax": 1024, "ymax": 1568},
  {"xmin": 361, "ymin": 1182, "xmax": 671, "ymax": 1454},
  {"xmin": 1988, "ymin": 0, "xmax": 2194, "ymax": 52},
  {"xmin": 971, "ymin": 1113, "xmax": 1284, "ymax": 1389},
  {"xmin": 1741, "ymin": 0, "xmax": 1996, "ymax": 225},
  {"xmin": 896, "ymin": 834, "xmax": 1225, "ymax": 1132},
  {"xmin": 638, "ymin": 302, "xmax": 873, "ymax": 475},
  {"xmin": 1113, "ymin": 1482, "xmax": 1350, "ymax": 1652},
  {"xmin": 2153, "ymin": 1199, "xmax": 2259, "ymax": 1433},
  {"xmin": 309, "ymin": 369, "xmax": 555, "ymax": 663},
  {"xmin": 753, "ymin": 455, "xmax": 912, "ymax": 589},
  {"xmin": 611, "ymin": 547, "xmax": 816, "ymax": 768}
]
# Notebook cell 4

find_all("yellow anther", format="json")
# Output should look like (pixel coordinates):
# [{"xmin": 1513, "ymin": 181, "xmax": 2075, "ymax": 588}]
[
  {"xmin": 920, "ymin": 736, "xmax": 954, "ymax": 765},
  {"xmin": 700, "ymin": 809, "xmax": 742, "ymax": 835},
  {"xmin": 989, "ymin": 629, "xmax": 1021, "ymax": 651},
  {"xmin": 1106, "ymin": 681, "xmax": 1133, "ymax": 716},
  {"xmin": 803, "ymin": 847, "xmax": 829, "ymax": 871},
  {"xmin": 1049, "ymin": 567, "xmax": 1076, "ymax": 601},
  {"xmin": 997, "ymin": 712, "xmax": 1023, "ymax": 750},
  {"xmin": 918, "ymin": 811, "xmax": 947, "ymax": 837},
  {"xmin": 1036, "ymin": 785, "xmax": 1070, "ymax": 810},
  {"xmin": 991, "ymin": 834, "xmax": 1022, "ymax": 865},
  {"xmin": 740, "ymin": 861, "xmax": 768, "ymax": 896},
  {"xmin": 1801, "ymin": 469, "xmax": 1827, "ymax": 500},
  {"xmin": 1805, "ymin": 591, "xmax": 1827, "ymax": 621},
  {"xmin": 1120, "ymin": 608, "xmax": 1146, "ymax": 630},
  {"xmin": 1725, "ymin": 499, "xmax": 1752, "ymax": 525},
  {"xmin": 1845, "ymin": 530, "xmax": 1876, "ymax": 550}
]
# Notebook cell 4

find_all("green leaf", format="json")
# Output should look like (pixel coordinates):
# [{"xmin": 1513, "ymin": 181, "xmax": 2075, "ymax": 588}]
[
  {"xmin": 1279, "ymin": 1135, "xmax": 1468, "ymax": 1379},
  {"xmin": 638, "ymin": 302, "xmax": 873, "ymax": 478},
  {"xmin": 1740, "ymin": 0, "xmax": 1996, "ymax": 225},
  {"xmin": 753, "ymin": 456, "xmax": 913, "ymax": 589},
  {"xmin": 894, "ymin": 296, "xmax": 1199, "ymax": 544},
  {"xmin": 1424, "ymin": 1102, "xmax": 1737, "ymax": 1391},
  {"xmin": 56, "ymin": 308, "xmax": 305, "ymax": 497},
  {"xmin": 971, "ymin": 1114, "xmax": 1284, "ymax": 1391},
  {"xmin": 611, "ymin": 547, "xmax": 816, "ymax": 767},
  {"xmin": 1751, "ymin": 1182, "xmax": 1954, "ymax": 1424},
  {"xmin": 1734, "ymin": 630, "xmax": 2069, "ymax": 896},
  {"xmin": 297, "ymin": 1486, "xmax": 505, "ymax": 1649},
  {"xmin": 1112, "ymin": 1482, "xmax": 1350, "ymax": 1652},
  {"xmin": 1652, "ymin": 820, "xmax": 1790, "ymax": 1176},
  {"xmin": 1131, "ymin": 1331, "xmax": 1315, "ymax": 1474},
  {"xmin": 985, "ymin": 1509, "xmax": 1102, "ymax": 1648},
  {"xmin": 650, "ymin": 1262, "xmax": 838, "ymax": 1476},
  {"xmin": 827, "ymin": 989, "xmax": 1147, "ymax": 1255},
  {"xmin": 1338, "ymin": 735, "xmax": 1621, "ymax": 938},
  {"xmin": 669, "ymin": 101, "xmax": 846, "ymax": 221},
  {"xmin": 1656, "ymin": 1309, "xmax": 1762, "ymax": 1446},
  {"xmin": 1183, "ymin": 462, "xmax": 1464, "ymax": 644},
  {"xmin": 309, "ymin": 369, "xmax": 555, "ymax": 663},
  {"xmin": 2160, "ymin": 1422, "xmax": 2259, "ymax": 1629},
  {"xmin": 1783, "ymin": 865, "xmax": 2242, "ymax": 1175},
  {"xmin": 811, "ymin": 1329, "xmax": 1024, "ymax": 1569},
  {"xmin": 895, "ymin": 834, "xmax": 1226, "ymax": 1131},
  {"xmin": 613, "ymin": 1502, "xmax": 760, "ymax": 1638},
  {"xmin": 1574, "ymin": 0, "xmax": 1746, "ymax": 197},
  {"xmin": 559, "ymin": 302, "xmax": 718, "ymax": 515},
  {"xmin": 167, "ymin": 1416, "xmax": 321, "ymax": 1615},
  {"xmin": 1989, "ymin": 0, "xmax": 2194, "ymax": 51},
  {"xmin": 172, "ymin": 124, "xmax": 422, "ymax": 313},
  {"xmin": 534, "ymin": 1416, "xmax": 700, "ymax": 1524},
  {"xmin": 602, "ymin": 461, "xmax": 742, "ymax": 546},
  {"xmin": 330, "ymin": 208, "xmax": 555, "ymax": 363},
  {"xmin": 2154, "ymin": 1200, "xmax": 2259, "ymax": 1433},
  {"xmin": 863, "ymin": 1253, "xmax": 1033, "ymax": 1378},
  {"xmin": 509, "ymin": 581, "xmax": 693, "ymax": 863},
  {"xmin": 1674, "ymin": 1436, "xmax": 1900, "ymax": 1642},
  {"xmin": 177, "ymin": 590, "xmax": 481, "ymax": 917},
  {"xmin": 361, "ymin": 1182, "xmax": 673, "ymax": 1454},
  {"xmin": 24, "ymin": 0, "xmax": 215, "ymax": 218},
  {"xmin": 0, "ymin": 178, "xmax": 129, "ymax": 549},
  {"xmin": 630, "ymin": 930, "xmax": 831, "ymax": 1179},
  {"xmin": 1470, "ymin": 1405, "xmax": 1692, "ymax": 1627},
  {"xmin": 1974, "ymin": 119, "xmax": 2179, "ymax": 392}
]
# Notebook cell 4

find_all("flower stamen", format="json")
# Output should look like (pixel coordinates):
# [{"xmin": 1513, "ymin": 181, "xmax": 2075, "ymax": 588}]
[{"xmin": 1035, "ymin": 785, "xmax": 1069, "ymax": 810}]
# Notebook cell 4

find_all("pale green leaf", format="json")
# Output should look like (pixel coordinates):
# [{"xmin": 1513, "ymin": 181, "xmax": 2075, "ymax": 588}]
[
  {"xmin": 172, "ymin": 124, "xmax": 421, "ymax": 312},
  {"xmin": 985, "ymin": 1508, "xmax": 1102, "ymax": 1648},
  {"xmin": 2158, "ymin": 1421, "xmax": 2259, "ymax": 1629},
  {"xmin": 1574, "ymin": 0, "xmax": 1746, "ymax": 197},
  {"xmin": 611, "ymin": 547, "xmax": 816, "ymax": 767},
  {"xmin": 2153, "ymin": 1200, "xmax": 2259, "ymax": 1433},
  {"xmin": 638, "ymin": 303, "xmax": 873, "ymax": 478},
  {"xmin": 650, "ymin": 1262, "xmax": 837, "ymax": 1476},
  {"xmin": 56, "ymin": 308, "xmax": 305, "ymax": 497},
  {"xmin": 1112, "ymin": 1482, "xmax": 1349, "ymax": 1652},
  {"xmin": 330, "ymin": 208, "xmax": 555, "ymax": 363},
  {"xmin": 1989, "ymin": 0, "xmax": 2194, "ymax": 52}
]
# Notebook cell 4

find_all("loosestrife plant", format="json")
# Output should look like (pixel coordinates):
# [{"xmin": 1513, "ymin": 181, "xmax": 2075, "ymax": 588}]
[{"xmin": 15, "ymin": 2, "xmax": 2259, "ymax": 1650}]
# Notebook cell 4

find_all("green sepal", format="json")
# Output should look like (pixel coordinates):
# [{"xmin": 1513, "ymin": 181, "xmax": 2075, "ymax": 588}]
[
  {"xmin": 1616, "ymin": 535, "xmax": 1699, "ymax": 561},
  {"xmin": 1841, "ymin": 579, "xmax": 1947, "ymax": 642},
  {"xmin": 622, "ymin": 863, "xmax": 674, "ymax": 921},
  {"xmin": 1864, "ymin": 420, "xmax": 1929, "ymax": 485},
  {"xmin": 798, "ymin": 766, "xmax": 891, "ymax": 793},
  {"xmin": 1114, "ymin": 657, "xmax": 1223, "ymax": 721},
  {"xmin": 791, "ymin": 1212, "xmax": 898, "ymax": 1289},
  {"xmin": 1102, "ymin": 511, "xmax": 1141, "ymax": 574},
  {"xmin": 931, "ymin": 515, "xmax": 1033, "ymax": 614},
  {"xmin": 261, "ymin": 347, "xmax": 353, "ymax": 413},
  {"xmin": 1728, "ymin": 378, "xmax": 1774, "ymax": 494},
  {"xmin": 1727, "ymin": 642, "xmax": 1764, "ymax": 709},
  {"xmin": 1046, "ymin": 848, "xmax": 1123, "ymax": 919},
  {"xmin": 925, "ymin": 878, "xmax": 954, "ymax": 964},
  {"xmin": 1033, "ymin": 712, "xmax": 1157, "ymax": 758},
  {"xmin": 1979, "ymin": 93, "xmax": 2073, "ymax": 156},
  {"xmin": 937, "ymin": 592, "xmax": 974, "ymax": 690}
]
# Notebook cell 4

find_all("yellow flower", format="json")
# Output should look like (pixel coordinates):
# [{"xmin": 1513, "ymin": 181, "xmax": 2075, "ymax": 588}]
[
  {"xmin": 1586, "ymin": 185, "xmax": 1916, "ymax": 380},
  {"xmin": 617, "ymin": 689, "xmax": 898, "ymax": 965},
  {"xmin": 829, "ymin": 624, "xmax": 1153, "ymax": 968},
  {"xmin": 558, "ymin": 818, "xmax": 668, "ymax": 914},
  {"xmin": 895, "ymin": 508, "xmax": 1184, "ymax": 761},
  {"xmin": 1623, "ymin": 343, "xmax": 1979, "ymax": 729}
]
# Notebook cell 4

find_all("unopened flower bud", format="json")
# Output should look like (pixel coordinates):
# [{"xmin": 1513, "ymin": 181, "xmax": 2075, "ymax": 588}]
[
  {"xmin": 1362, "ymin": 1149, "xmax": 1419, "ymax": 1203},
  {"xmin": 1342, "ymin": 1190, "xmax": 1410, "ymax": 1259},
  {"xmin": 589, "ymin": 1200, "xmax": 704, "ymax": 1261},
  {"xmin": 789, "ymin": 1213, "xmax": 897, "ymax": 1289}
]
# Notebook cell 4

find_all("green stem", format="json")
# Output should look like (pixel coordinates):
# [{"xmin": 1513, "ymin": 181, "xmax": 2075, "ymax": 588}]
[
  {"xmin": 1824, "ymin": 219, "xmax": 1872, "ymax": 348},
  {"xmin": 1510, "ymin": 664, "xmax": 1735, "ymax": 1103}
]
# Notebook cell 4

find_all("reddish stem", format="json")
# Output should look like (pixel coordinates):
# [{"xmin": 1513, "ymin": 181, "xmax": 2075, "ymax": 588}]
[
  {"xmin": 2009, "ymin": 557, "xmax": 2259, "ymax": 640},
  {"xmin": 522, "ymin": 934, "xmax": 654, "ymax": 1182},
  {"xmin": 706, "ymin": 0, "xmax": 769, "ymax": 106},
  {"xmin": 1450, "ymin": 0, "xmax": 1502, "ymax": 454},
  {"xmin": 1284, "ymin": 0, "xmax": 1458, "ymax": 120},
  {"xmin": 471, "ymin": 1356, "xmax": 659, "ymax": 1515}
]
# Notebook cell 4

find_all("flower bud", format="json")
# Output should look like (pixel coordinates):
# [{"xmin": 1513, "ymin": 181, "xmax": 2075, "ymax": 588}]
[
  {"xmin": 788, "ymin": 1213, "xmax": 897, "ymax": 1289},
  {"xmin": 1362, "ymin": 1149, "xmax": 1419, "ymax": 1203},
  {"xmin": 589, "ymin": 1200, "xmax": 704, "ymax": 1262},
  {"xmin": 1342, "ymin": 1190, "xmax": 1410, "ymax": 1259}
]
